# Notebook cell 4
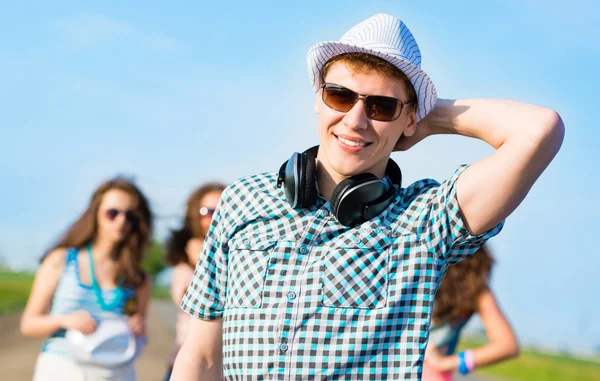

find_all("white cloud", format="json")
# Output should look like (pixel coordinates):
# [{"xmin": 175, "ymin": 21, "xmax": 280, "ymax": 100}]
[{"xmin": 54, "ymin": 14, "xmax": 134, "ymax": 46}]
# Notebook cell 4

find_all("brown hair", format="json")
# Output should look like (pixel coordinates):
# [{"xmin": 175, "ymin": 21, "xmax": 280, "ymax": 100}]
[
  {"xmin": 433, "ymin": 245, "xmax": 494, "ymax": 325},
  {"xmin": 165, "ymin": 182, "xmax": 226, "ymax": 266},
  {"xmin": 321, "ymin": 52, "xmax": 418, "ymax": 106},
  {"xmin": 42, "ymin": 176, "xmax": 153, "ymax": 288}
]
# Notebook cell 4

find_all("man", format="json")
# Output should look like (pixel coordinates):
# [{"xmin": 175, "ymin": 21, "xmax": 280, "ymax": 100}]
[{"xmin": 171, "ymin": 13, "xmax": 563, "ymax": 380}]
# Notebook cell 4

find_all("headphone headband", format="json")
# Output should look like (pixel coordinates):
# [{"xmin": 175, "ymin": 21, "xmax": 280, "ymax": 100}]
[{"xmin": 277, "ymin": 146, "xmax": 402, "ymax": 226}]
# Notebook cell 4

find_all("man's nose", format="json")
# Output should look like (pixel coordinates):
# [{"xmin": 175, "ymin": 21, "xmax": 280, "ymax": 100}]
[{"xmin": 342, "ymin": 97, "xmax": 369, "ymax": 130}]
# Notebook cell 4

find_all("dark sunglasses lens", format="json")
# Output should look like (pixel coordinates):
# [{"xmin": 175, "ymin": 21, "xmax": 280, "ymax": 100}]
[
  {"xmin": 106, "ymin": 209, "xmax": 119, "ymax": 220},
  {"xmin": 200, "ymin": 207, "xmax": 215, "ymax": 216},
  {"xmin": 323, "ymin": 85, "xmax": 357, "ymax": 112},
  {"xmin": 124, "ymin": 210, "xmax": 137, "ymax": 223},
  {"xmin": 366, "ymin": 96, "xmax": 399, "ymax": 121}
]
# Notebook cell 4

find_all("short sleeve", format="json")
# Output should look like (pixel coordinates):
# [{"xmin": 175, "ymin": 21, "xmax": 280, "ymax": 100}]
[
  {"xmin": 180, "ymin": 189, "xmax": 231, "ymax": 320},
  {"xmin": 413, "ymin": 165, "xmax": 504, "ymax": 264}
]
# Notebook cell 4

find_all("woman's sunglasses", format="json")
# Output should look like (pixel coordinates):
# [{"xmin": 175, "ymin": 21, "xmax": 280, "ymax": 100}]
[
  {"xmin": 199, "ymin": 207, "xmax": 216, "ymax": 217},
  {"xmin": 105, "ymin": 208, "xmax": 137, "ymax": 223},
  {"xmin": 321, "ymin": 83, "xmax": 410, "ymax": 122}
]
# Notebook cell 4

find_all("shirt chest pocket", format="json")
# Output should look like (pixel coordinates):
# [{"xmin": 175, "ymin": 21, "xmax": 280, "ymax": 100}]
[
  {"xmin": 321, "ymin": 229, "xmax": 393, "ymax": 309},
  {"xmin": 226, "ymin": 235, "xmax": 277, "ymax": 308}
]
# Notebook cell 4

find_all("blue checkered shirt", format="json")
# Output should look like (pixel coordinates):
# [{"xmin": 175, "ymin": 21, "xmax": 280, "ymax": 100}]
[{"xmin": 181, "ymin": 165, "xmax": 503, "ymax": 380}]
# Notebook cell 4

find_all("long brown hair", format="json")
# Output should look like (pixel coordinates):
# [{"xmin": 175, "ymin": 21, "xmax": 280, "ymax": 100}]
[
  {"xmin": 165, "ymin": 182, "xmax": 226, "ymax": 266},
  {"xmin": 42, "ymin": 176, "xmax": 153, "ymax": 288},
  {"xmin": 433, "ymin": 245, "xmax": 494, "ymax": 325}
]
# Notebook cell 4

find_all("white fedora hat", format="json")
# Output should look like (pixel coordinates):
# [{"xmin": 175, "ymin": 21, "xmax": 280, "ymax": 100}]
[{"xmin": 307, "ymin": 13, "xmax": 437, "ymax": 122}]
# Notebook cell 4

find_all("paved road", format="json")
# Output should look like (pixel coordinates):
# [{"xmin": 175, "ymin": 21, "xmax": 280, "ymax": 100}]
[{"xmin": 0, "ymin": 301, "xmax": 176, "ymax": 381}]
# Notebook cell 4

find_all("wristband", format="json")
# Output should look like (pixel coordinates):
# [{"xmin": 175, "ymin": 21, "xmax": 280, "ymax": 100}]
[
  {"xmin": 464, "ymin": 349, "xmax": 475, "ymax": 373},
  {"xmin": 457, "ymin": 351, "xmax": 469, "ymax": 375}
]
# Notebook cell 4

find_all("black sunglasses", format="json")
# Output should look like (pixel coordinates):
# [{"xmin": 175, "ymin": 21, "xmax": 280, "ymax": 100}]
[
  {"xmin": 199, "ymin": 207, "xmax": 216, "ymax": 217},
  {"xmin": 105, "ymin": 208, "xmax": 137, "ymax": 223},
  {"xmin": 321, "ymin": 83, "xmax": 410, "ymax": 122}
]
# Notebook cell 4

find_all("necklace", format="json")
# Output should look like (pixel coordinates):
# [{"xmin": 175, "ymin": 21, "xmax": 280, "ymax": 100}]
[{"xmin": 86, "ymin": 243, "xmax": 125, "ymax": 311}]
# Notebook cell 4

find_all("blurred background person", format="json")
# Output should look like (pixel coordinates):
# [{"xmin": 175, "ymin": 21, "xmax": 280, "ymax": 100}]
[
  {"xmin": 162, "ymin": 182, "xmax": 226, "ymax": 381},
  {"xmin": 20, "ymin": 177, "xmax": 153, "ymax": 381},
  {"xmin": 423, "ymin": 245, "xmax": 520, "ymax": 381}
]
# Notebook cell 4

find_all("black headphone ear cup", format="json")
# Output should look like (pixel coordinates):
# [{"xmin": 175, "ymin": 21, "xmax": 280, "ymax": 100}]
[
  {"xmin": 330, "ymin": 177, "xmax": 354, "ymax": 217},
  {"xmin": 299, "ymin": 152, "xmax": 317, "ymax": 208},
  {"xmin": 385, "ymin": 159, "xmax": 402, "ymax": 187},
  {"xmin": 330, "ymin": 173, "xmax": 375, "ymax": 217}
]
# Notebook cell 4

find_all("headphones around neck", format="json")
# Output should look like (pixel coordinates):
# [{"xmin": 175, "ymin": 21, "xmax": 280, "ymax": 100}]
[{"xmin": 276, "ymin": 146, "xmax": 402, "ymax": 227}]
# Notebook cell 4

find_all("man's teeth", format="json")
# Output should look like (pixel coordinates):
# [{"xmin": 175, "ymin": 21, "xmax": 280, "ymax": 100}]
[{"xmin": 338, "ymin": 136, "xmax": 368, "ymax": 147}]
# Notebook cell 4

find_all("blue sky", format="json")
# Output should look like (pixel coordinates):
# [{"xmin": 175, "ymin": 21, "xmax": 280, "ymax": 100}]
[{"xmin": 1, "ymin": 1, "xmax": 599, "ymax": 354}]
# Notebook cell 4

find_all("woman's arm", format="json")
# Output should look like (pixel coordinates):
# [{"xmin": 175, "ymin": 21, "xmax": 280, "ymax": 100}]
[
  {"xmin": 171, "ymin": 264, "xmax": 194, "ymax": 306},
  {"xmin": 137, "ymin": 274, "xmax": 152, "ymax": 317},
  {"xmin": 20, "ymin": 249, "xmax": 97, "ymax": 336},
  {"xmin": 467, "ymin": 289, "xmax": 520, "ymax": 367},
  {"xmin": 427, "ymin": 289, "xmax": 519, "ymax": 372},
  {"xmin": 170, "ymin": 239, "xmax": 201, "ymax": 305},
  {"xmin": 129, "ymin": 273, "xmax": 151, "ymax": 337}
]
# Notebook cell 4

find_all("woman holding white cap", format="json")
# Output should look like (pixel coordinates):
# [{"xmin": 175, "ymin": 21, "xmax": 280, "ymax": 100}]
[{"xmin": 20, "ymin": 176, "xmax": 153, "ymax": 381}]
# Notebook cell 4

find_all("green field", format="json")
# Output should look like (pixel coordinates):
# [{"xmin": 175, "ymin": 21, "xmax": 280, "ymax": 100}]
[
  {"xmin": 0, "ymin": 270, "xmax": 35, "ymax": 314},
  {"xmin": 0, "ymin": 270, "xmax": 172, "ymax": 313},
  {"xmin": 151, "ymin": 284, "xmax": 171, "ymax": 301},
  {"xmin": 460, "ymin": 339, "xmax": 600, "ymax": 381}
]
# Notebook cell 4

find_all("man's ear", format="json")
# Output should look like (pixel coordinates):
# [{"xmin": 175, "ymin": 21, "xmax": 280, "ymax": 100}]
[{"xmin": 401, "ymin": 108, "xmax": 417, "ymax": 137}]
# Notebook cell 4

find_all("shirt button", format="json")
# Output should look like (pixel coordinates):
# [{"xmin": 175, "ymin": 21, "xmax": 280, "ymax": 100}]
[
  {"xmin": 320, "ymin": 210, "xmax": 329, "ymax": 217},
  {"xmin": 299, "ymin": 245, "xmax": 308, "ymax": 254},
  {"xmin": 287, "ymin": 291, "xmax": 297, "ymax": 301},
  {"xmin": 243, "ymin": 240, "xmax": 251, "ymax": 246},
  {"xmin": 279, "ymin": 342, "xmax": 288, "ymax": 352},
  {"xmin": 393, "ymin": 231, "xmax": 401, "ymax": 237},
  {"xmin": 354, "ymin": 238, "xmax": 362, "ymax": 245}
]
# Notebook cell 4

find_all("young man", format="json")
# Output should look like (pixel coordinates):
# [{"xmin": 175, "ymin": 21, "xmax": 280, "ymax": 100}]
[{"xmin": 171, "ymin": 13, "xmax": 564, "ymax": 381}]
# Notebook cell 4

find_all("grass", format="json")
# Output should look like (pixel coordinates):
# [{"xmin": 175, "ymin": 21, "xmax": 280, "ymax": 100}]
[
  {"xmin": 151, "ymin": 284, "xmax": 171, "ymax": 301},
  {"xmin": 0, "ymin": 270, "xmax": 35, "ymax": 314},
  {"xmin": 0, "ymin": 270, "xmax": 172, "ymax": 315},
  {"xmin": 459, "ymin": 338, "xmax": 600, "ymax": 381}
]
